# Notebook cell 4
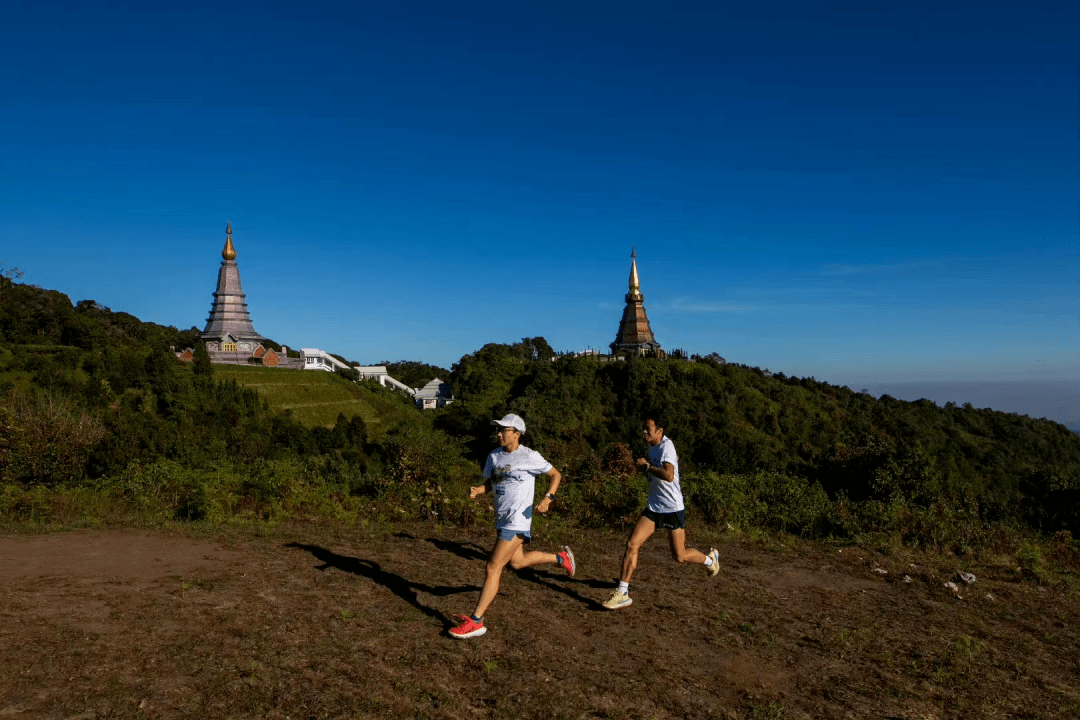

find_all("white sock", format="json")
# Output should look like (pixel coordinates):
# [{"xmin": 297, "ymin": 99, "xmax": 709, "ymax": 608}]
[
  {"xmin": 618, "ymin": 581, "xmax": 629, "ymax": 595},
  {"xmin": 704, "ymin": 556, "xmax": 714, "ymax": 567}
]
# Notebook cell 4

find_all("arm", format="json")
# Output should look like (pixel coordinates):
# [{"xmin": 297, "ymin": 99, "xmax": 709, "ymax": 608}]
[
  {"xmin": 636, "ymin": 457, "xmax": 675, "ymax": 482},
  {"xmin": 535, "ymin": 467, "xmax": 562, "ymax": 514},
  {"xmin": 472, "ymin": 453, "xmax": 495, "ymax": 498},
  {"xmin": 469, "ymin": 478, "xmax": 493, "ymax": 499}
]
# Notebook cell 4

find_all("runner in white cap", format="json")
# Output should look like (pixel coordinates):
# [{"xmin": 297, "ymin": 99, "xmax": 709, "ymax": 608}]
[{"xmin": 450, "ymin": 413, "xmax": 576, "ymax": 639}]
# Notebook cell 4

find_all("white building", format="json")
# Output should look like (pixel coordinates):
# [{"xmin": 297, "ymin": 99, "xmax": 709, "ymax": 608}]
[
  {"xmin": 300, "ymin": 348, "xmax": 351, "ymax": 372},
  {"xmin": 299, "ymin": 349, "xmax": 417, "ymax": 396},
  {"xmin": 414, "ymin": 378, "xmax": 454, "ymax": 409}
]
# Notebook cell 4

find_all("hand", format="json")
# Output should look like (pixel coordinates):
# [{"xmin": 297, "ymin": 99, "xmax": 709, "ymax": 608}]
[
  {"xmin": 469, "ymin": 486, "xmax": 485, "ymax": 499},
  {"xmin": 536, "ymin": 497, "xmax": 552, "ymax": 515},
  {"xmin": 636, "ymin": 458, "xmax": 649, "ymax": 469}
]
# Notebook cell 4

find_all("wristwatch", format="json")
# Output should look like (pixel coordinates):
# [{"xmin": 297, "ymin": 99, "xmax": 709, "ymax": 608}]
[{"xmin": 545, "ymin": 493, "xmax": 556, "ymax": 500}]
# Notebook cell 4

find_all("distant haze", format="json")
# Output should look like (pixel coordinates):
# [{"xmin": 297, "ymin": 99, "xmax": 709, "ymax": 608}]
[{"xmin": 849, "ymin": 379, "xmax": 1080, "ymax": 433}]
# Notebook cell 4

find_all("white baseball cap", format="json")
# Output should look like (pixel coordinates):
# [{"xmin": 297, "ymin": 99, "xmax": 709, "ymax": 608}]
[{"xmin": 490, "ymin": 413, "xmax": 526, "ymax": 433}]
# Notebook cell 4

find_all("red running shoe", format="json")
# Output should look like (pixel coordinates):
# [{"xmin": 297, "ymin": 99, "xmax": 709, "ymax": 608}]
[
  {"xmin": 449, "ymin": 614, "xmax": 487, "ymax": 639},
  {"xmin": 557, "ymin": 546, "xmax": 576, "ymax": 577}
]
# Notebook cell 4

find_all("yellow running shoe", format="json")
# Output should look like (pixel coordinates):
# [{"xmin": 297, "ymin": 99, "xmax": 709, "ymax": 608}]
[{"xmin": 602, "ymin": 589, "xmax": 632, "ymax": 610}]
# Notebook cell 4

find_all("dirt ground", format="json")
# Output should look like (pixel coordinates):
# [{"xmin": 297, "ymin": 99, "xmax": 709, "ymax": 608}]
[{"xmin": 1, "ymin": 523, "xmax": 1077, "ymax": 720}]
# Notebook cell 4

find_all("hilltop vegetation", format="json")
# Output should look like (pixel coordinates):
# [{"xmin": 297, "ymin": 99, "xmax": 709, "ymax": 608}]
[
  {"xmin": 0, "ymin": 278, "xmax": 473, "ymax": 528},
  {"xmin": 1, "ymin": 278, "xmax": 1079, "ymax": 563},
  {"xmin": 438, "ymin": 339, "xmax": 1080, "ymax": 543}
]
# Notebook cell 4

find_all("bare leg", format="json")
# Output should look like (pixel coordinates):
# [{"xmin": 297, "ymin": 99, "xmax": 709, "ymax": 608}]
[
  {"xmin": 668, "ymin": 528, "xmax": 707, "ymax": 564},
  {"xmin": 620, "ymin": 515, "xmax": 656, "ymax": 583},
  {"xmin": 472, "ymin": 537, "xmax": 522, "ymax": 619},
  {"xmin": 507, "ymin": 543, "xmax": 559, "ymax": 571}
]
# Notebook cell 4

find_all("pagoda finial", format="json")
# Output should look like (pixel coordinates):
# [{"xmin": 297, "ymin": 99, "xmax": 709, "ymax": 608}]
[
  {"xmin": 628, "ymin": 247, "xmax": 640, "ymax": 293},
  {"xmin": 222, "ymin": 221, "xmax": 237, "ymax": 261}
]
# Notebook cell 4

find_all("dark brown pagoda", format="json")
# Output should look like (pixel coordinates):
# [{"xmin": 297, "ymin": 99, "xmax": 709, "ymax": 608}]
[{"xmin": 610, "ymin": 248, "xmax": 662, "ymax": 356}]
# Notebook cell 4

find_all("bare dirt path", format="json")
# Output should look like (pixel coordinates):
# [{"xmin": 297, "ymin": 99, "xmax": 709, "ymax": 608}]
[{"xmin": 1, "ymin": 525, "xmax": 1076, "ymax": 719}]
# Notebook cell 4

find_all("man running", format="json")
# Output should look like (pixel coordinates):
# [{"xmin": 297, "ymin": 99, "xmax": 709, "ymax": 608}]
[
  {"xmin": 450, "ymin": 413, "xmax": 575, "ymax": 638},
  {"xmin": 603, "ymin": 415, "xmax": 719, "ymax": 610}
]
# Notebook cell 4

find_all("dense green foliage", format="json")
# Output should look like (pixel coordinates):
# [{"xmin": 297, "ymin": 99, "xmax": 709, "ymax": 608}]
[
  {"xmin": 1, "ymin": 278, "xmax": 1078, "ymax": 556},
  {"xmin": 0, "ymin": 280, "xmax": 474, "ymax": 528},
  {"xmin": 437, "ymin": 338, "xmax": 1080, "ymax": 540}
]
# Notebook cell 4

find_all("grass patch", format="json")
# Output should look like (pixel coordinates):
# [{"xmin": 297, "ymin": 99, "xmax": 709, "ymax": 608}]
[
  {"xmin": 214, "ymin": 365, "xmax": 413, "ymax": 428},
  {"xmin": 746, "ymin": 702, "xmax": 785, "ymax": 719}
]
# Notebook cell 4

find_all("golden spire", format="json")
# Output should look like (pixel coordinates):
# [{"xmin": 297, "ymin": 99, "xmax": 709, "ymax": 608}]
[
  {"xmin": 222, "ymin": 221, "xmax": 237, "ymax": 261},
  {"xmin": 628, "ymin": 246, "xmax": 640, "ymax": 292}
]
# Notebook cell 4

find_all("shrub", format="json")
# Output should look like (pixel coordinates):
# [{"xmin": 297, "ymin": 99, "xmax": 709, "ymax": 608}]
[
  {"xmin": 335, "ymin": 366, "xmax": 360, "ymax": 382},
  {"xmin": 741, "ymin": 471, "xmax": 835, "ymax": 536},
  {"xmin": 374, "ymin": 423, "xmax": 476, "ymax": 522},
  {"xmin": 1017, "ymin": 542, "xmax": 1049, "ymax": 583},
  {"xmin": 565, "ymin": 471, "xmax": 649, "ymax": 528},
  {"xmin": 1, "ymin": 392, "xmax": 104, "ymax": 487},
  {"xmin": 683, "ymin": 470, "xmax": 746, "ymax": 526}
]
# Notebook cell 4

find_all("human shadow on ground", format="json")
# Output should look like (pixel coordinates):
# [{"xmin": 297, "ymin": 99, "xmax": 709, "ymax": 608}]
[
  {"xmin": 285, "ymin": 543, "xmax": 480, "ymax": 629},
  {"xmin": 420, "ymin": 536, "xmax": 488, "ymax": 562},
  {"xmin": 413, "ymin": 536, "xmax": 611, "ymax": 611}
]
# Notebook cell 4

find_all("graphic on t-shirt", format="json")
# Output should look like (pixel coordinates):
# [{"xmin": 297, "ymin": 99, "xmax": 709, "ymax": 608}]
[{"xmin": 482, "ymin": 446, "xmax": 553, "ymax": 533}]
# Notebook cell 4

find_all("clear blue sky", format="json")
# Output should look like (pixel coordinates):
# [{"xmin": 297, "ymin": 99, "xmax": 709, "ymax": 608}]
[{"xmin": 1, "ymin": 1, "xmax": 1077, "ymax": 422}]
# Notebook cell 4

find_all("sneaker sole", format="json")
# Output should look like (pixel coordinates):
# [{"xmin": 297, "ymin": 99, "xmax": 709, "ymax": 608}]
[
  {"xmin": 449, "ymin": 626, "xmax": 487, "ymax": 639},
  {"xmin": 602, "ymin": 598, "xmax": 632, "ymax": 610}
]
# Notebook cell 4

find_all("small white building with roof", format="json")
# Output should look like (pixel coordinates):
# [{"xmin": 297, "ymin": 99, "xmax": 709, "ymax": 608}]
[
  {"xmin": 414, "ymin": 378, "xmax": 454, "ymax": 409},
  {"xmin": 300, "ymin": 348, "xmax": 352, "ymax": 372}
]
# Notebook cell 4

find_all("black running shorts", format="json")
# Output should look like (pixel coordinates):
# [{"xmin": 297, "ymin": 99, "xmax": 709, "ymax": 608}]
[{"xmin": 642, "ymin": 508, "xmax": 686, "ymax": 530}]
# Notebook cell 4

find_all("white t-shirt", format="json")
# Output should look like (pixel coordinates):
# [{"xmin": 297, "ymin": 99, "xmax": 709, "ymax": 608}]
[
  {"xmin": 483, "ymin": 445, "xmax": 554, "ymax": 533},
  {"xmin": 646, "ymin": 435, "xmax": 684, "ymax": 513}
]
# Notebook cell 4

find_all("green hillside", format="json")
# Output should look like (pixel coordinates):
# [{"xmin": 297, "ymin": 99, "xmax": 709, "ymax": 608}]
[
  {"xmin": 2, "ymin": 277, "xmax": 1078, "ymax": 548},
  {"xmin": 213, "ymin": 365, "xmax": 412, "ymax": 429},
  {"xmin": 439, "ymin": 339, "xmax": 1080, "ymax": 537},
  {"xmin": 0, "ymin": 279, "xmax": 461, "ymax": 499}
]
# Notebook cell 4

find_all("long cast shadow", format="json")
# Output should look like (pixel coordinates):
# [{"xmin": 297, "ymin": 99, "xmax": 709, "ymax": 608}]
[
  {"xmin": 285, "ymin": 543, "xmax": 480, "ymax": 629},
  {"xmin": 513, "ymin": 568, "xmax": 608, "ymax": 610},
  {"xmin": 421, "ymin": 536, "xmax": 489, "ymax": 562},
  {"xmin": 418, "ymin": 536, "xmax": 611, "ymax": 610}
]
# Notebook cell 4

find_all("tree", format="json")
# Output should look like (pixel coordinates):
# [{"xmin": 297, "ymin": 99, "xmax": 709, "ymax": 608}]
[
  {"xmin": 519, "ymin": 337, "xmax": 555, "ymax": 362},
  {"xmin": 335, "ymin": 366, "xmax": 360, "ymax": 382},
  {"xmin": 193, "ymin": 341, "xmax": 213, "ymax": 377},
  {"xmin": 0, "ymin": 264, "xmax": 24, "ymax": 300}
]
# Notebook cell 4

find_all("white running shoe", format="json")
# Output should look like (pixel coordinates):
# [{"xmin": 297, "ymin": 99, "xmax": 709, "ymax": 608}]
[{"xmin": 706, "ymin": 547, "xmax": 721, "ymax": 577}]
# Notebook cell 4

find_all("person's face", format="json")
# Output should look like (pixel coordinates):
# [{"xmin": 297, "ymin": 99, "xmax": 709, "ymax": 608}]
[
  {"xmin": 643, "ymin": 420, "xmax": 663, "ymax": 446},
  {"xmin": 496, "ymin": 426, "xmax": 520, "ymax": 448}
]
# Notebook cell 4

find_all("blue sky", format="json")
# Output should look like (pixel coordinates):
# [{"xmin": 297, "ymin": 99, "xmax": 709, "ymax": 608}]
[{"xmin": 1, "ymin": 1, "xmax": 1077, "ymax": 423}]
